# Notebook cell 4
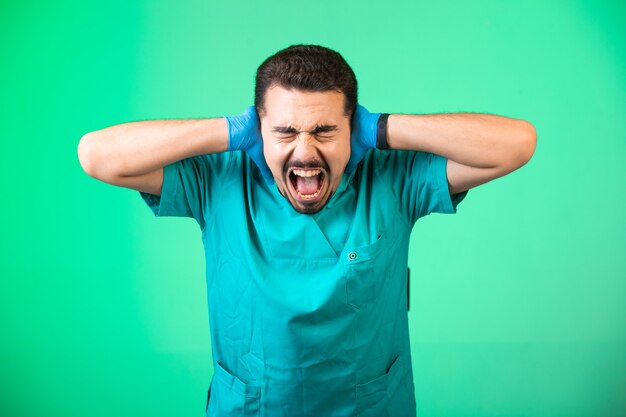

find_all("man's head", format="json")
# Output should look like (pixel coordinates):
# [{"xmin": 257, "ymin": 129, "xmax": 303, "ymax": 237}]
[{"xmin": 254, "ymin": 44, "xmax": 358, "ymax": 214}]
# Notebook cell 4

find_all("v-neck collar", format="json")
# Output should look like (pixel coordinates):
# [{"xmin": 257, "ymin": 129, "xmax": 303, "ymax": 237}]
[{"xmin": 257, "ymin": 168, "xmax": 357, "ymax": 259}]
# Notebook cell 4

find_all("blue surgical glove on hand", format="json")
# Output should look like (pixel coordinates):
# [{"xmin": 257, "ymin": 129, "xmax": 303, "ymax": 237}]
[
  {"xmin": 346, "ymin": 104, "xmax": 386, "ymax": 173},
  {"xmin": 225, "ymin": 105, "xmax": 274, "ymax": 184}
]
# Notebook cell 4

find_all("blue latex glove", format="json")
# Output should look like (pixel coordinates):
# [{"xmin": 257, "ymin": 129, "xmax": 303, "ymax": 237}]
[
  {"xmin": 346, "ymin": 104, "xmax": 382, "ymax": 173},
  {"xmin": 225, "ymin": 105, "xmax": 274, "ymax": 184}
]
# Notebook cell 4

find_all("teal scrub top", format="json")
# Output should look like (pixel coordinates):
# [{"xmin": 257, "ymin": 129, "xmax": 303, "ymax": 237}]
[{"xmin": 140, "ymin": 149, "xmax": 468, "ymax": 417}]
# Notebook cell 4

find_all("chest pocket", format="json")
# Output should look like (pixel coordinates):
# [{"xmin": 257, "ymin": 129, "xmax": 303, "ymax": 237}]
[{"xmin": 342, "ymin": 232, "xmax": 389, "ymax": 310}]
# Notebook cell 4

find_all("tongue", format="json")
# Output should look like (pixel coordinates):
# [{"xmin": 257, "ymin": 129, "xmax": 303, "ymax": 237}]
[{"xmin": 296, "ymin": 174, "xmax": 321, "ymax": 195}]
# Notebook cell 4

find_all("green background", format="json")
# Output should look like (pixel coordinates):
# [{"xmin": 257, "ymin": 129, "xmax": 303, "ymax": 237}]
[{"xmin": 1, "ymin": 0, "xmax": 624, "ymax": 416}]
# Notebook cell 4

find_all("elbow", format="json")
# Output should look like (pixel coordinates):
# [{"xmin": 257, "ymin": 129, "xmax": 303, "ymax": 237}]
[
  {"xmin": 77, "ymin": 133, "xmax": 97, "ymax": 177},
  {"xmin": 499, "ymin": 121, "xmax": 537, "ymax": 174},
  {"xmin": 78, "ymin": 132, "xmax": 116, "ymax": 179},
  {"xmin": 514, "ymin": 121, "xmax": 537, "ymax": 167},
  {"xmin": 522, "ymin": 121, "xmax": 537, "ymax": 164}
]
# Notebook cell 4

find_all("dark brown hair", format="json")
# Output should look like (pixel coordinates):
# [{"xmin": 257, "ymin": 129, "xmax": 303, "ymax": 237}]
[{"xmin": 254, "ymin": 44, "xmax": 357, "ymax": 120}]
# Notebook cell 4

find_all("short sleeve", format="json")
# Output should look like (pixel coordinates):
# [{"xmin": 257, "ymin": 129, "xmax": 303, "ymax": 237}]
[
  {"xmin": 375, "ymin": 150, "xmax": 468, "ymax": 224},
  {"xmin": 139, "ymin": 152, "xmax": 233, "ymax": 231}
]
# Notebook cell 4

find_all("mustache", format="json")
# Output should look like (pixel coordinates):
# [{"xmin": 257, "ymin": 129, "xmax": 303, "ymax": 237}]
[{"xmin": 284, "ymin": 158, "xmax": 329, "ymax": 173}]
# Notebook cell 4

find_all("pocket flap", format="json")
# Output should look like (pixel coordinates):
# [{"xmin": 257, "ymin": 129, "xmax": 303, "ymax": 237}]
[{"xmin": 342, "ymin": 232, "xmax": 386, "ymax": 265}]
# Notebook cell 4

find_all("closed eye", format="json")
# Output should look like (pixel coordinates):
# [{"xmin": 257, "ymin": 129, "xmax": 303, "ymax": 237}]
[
  {"xmin": 276, "ymin": 135, "xmax": 297, "ymax": 143},
  {"xmin": 276, "ymin": 133, "xmax": 335, "ymax": 141},
  {"xmin": 272, "ymin": 124, "xmax": 338, "ymax": 136}
]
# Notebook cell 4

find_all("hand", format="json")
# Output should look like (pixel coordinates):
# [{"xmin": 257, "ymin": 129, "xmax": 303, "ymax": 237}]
[
  {"xmin": 225, "ymin": 105, "xmax": 274, "ymax": 184},
  {"xmin": 346, "ymin": 104, "xmax": 382, "ymax": 173}
]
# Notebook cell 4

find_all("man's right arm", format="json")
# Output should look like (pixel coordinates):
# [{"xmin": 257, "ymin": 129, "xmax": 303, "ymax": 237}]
[{"xmin": 77, "ymin": 117, "xmax": 229, "ymax": 195}]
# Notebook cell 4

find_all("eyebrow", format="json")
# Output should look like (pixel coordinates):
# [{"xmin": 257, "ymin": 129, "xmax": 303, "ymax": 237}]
[{"xmin": 272, "ymin": 124, "xmax": 338, "ymax": 135}]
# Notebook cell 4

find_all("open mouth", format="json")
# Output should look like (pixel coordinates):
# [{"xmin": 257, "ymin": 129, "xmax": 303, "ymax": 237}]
[{"xmin": 287, "ymin": 167, "xmax": 327, "ymax": 203}]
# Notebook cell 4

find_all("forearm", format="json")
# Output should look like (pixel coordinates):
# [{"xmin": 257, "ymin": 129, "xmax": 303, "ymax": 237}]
[
  {"xmin": 78, "ymin": 117, "xmax": 229, "ymax": 178},
  {"xmin": 386, "ymin": 112, "xmax": 536, "ymax": 169}
]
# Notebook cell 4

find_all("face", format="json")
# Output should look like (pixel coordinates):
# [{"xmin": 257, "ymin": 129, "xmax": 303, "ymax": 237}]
[{"xmin": 259, "ymin": 85, "xmax": 351, "ymax": 214}]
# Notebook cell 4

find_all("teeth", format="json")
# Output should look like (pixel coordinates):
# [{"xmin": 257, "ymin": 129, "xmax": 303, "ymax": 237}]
[
  {"xmin": 297, "ymin": 189, "xmax": 321, "ymax": 199},
  {"xmin": 292, "ymin": 169, "xmax": 321, "ymax": 178}
]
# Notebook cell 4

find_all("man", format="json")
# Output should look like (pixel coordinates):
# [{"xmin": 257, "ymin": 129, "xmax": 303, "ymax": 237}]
[{"xmin": 78, "ymin": 44, "xmax": 536, "ymax": 416}]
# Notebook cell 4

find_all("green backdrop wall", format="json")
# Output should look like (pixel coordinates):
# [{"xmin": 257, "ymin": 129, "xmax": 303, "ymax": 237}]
[{"xmin": 1, "ymin": 0, "xmax": 624, "ymax": 416}]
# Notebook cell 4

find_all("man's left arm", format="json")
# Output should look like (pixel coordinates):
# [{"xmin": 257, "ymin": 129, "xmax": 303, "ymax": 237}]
[{"xmin": 386, "ymin": 112, "xmax": 537, "ymax": 195}]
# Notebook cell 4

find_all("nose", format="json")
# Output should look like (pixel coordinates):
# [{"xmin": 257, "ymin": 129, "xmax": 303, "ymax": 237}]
[{"xmin": 292, "ymin": 133, "xmax": 320, "ymax": 163}]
